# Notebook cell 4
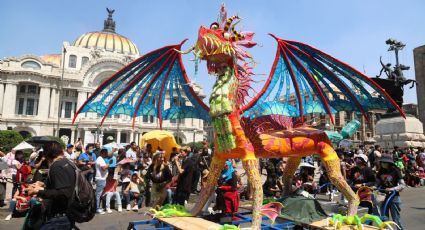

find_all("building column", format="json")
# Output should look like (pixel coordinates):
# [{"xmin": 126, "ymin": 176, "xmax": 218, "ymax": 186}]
[
  {"xmin": 49, "ymin": 88, "xmax": 58, "ymax": 118},
  {"xmin": 0, "ymin": 83, "xmax": 4, "ymax": 115},
  {"xmin": 370, "ymin": 112, "xmax": 376, "ymax": 137},
  {"xmin": 116, "ymin": 130, "xmax": 121, "ymax": 144},
  {"xmin": 2, "ymin": 83, "xmax": 17, "ymax": 117},
  {"xmin": 38, "ymin": 86, "xmax": 51, "ymax": 119},
  {"xmin": 130, "ymin": 131, "xmax": 134, "ymax": 143},
  {"xmin": 71, "ymin": 128, "xmax": 76, "ymax": 144},
  {"xmin": 76, "ymin": 90, "xmax": 87, "ymax": 109}
]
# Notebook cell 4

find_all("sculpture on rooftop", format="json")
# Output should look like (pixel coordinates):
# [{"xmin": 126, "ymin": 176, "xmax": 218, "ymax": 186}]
[{"xmin": 373, "ymin": 39, "xmax": 416, "ymax": 111}]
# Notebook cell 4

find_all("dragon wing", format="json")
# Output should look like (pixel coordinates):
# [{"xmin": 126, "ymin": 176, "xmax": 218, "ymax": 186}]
[
  {"xmin": 242, "ymin": 35, "xmax": 405, "ymax": 124},
  {"xmin": 73, "ymin": 40, "xmax": 210, "ymax": 128}
]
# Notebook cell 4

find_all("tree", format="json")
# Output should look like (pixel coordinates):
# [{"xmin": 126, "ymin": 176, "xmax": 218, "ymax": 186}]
[
  {"xmin": 186, "ymin": 141, "xmax": 205, "ymax": 152},
  {"xmin": 0, "ymin": 130, "xmax": 24, "ymax": 152}
]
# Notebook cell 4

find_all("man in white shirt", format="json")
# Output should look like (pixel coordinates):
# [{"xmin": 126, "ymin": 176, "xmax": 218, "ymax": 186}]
[
  {"xmin": 64, "ymin": 144, "xmax": 73, "ymax": 160},
  {"xmin": 95, "ymin": 148, "xmax": 109, "ymax": 214},
  {"xmin": 126, "ymin": 142, "xmax": 137, "ymax": 160}
]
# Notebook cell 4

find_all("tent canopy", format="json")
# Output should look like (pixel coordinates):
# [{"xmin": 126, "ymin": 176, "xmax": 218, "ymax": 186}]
[
  {"xmin": 13, "ymin": 141, "xmax": 34, "ymax": 151},
  {"xmin": 140, "ymin": 130, "xmax": 180, "ymax": 161}
]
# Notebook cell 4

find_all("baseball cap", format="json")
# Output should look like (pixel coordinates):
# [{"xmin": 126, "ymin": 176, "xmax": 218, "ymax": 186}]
[{"xmin": 66, "ymin": 144, "xmax": 74, "ymax": 149}]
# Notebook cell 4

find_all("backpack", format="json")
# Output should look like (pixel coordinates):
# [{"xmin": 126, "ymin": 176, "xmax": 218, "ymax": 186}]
[{"xmin": 66, "ymin": 160, "xmax": 96, "ymax": 223}]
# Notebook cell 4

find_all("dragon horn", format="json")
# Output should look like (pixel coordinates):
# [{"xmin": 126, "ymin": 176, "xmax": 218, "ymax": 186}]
[
  {"xmin": 174, "ymin": 45, "xmax": 195, "ymax": 54},
  {"xmin": 224, "ymin": 15, "xmax": 240, "ymax": 31},
  {"xmin": 230, "ymin": 20, "xmax": 245, "ymax": 42}
]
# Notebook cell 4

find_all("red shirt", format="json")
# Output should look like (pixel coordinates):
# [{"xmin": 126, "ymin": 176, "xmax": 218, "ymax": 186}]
[{"xmin": 103, "ymin": 178, "xmax": 117, "ymax": 194}]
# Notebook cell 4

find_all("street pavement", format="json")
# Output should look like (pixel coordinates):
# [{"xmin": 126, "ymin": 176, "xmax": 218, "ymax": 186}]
[{"xmin": 1, "ymin": 186, "xmax": 424, "ymax": 229}]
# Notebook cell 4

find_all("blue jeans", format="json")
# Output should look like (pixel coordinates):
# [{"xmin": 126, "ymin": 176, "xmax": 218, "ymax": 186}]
[
  {"xmin": 166, "ymin": 189, "xmax": 173, "ymax": 204},
  {"xmin": 387, "ymin": 195, "xmax": 404, "ymax": 230},
  {"xmin": 105, "ymin": 191, "xmax": 122, "ymax": 209},
  {"xmin": 95, "ymin": 179, "xmax": 106, "ymax": 210},
  {"xmin": 8, "ymin": 199, "xmax": 16, "ymax": 213},
  {"xmin": 125, "ymin": 191, "xmax": 143, "ymax": 208}
]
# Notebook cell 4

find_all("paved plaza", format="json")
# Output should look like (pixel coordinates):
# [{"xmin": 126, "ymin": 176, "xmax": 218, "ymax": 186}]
[{"xmin": 1, "ymin": 186, "xmax": 424, "ymax": 230}]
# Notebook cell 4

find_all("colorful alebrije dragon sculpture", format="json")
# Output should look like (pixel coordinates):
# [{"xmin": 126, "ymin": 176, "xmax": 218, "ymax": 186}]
[{"xmin": 73, "ymin": 5, "xmax": 405, "ymax": 229}]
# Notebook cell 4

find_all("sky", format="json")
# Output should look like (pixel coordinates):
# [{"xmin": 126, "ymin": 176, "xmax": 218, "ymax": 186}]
[{"xmin": 1, "ymin": 0, "xmax": 424, "ymax": 104}]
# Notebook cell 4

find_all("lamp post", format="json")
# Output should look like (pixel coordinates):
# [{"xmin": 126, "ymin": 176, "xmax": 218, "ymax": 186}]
[
  {"xmin": 192, "ymin": 128, "xmax": 196, "ymax": 144},
  {"xmin": 56, "ymin": 47, "xmax": 67, "ymax": 137}
]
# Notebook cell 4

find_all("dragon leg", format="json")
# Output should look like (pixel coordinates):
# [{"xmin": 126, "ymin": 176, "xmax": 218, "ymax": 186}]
[
  {"xmin": 242, "ymin": 158, "xmax": 263, "ymax": 230},
  {"xmin": 319, "ymin": 142, "xmax": 359, "ymax": 216},
  {"xmin": 282, "ymin": 157, "xmax": 301, "ymax": 196},
  {"xmin": 191, "ymin": 156, "xmax": 226, "ymax": 215}
]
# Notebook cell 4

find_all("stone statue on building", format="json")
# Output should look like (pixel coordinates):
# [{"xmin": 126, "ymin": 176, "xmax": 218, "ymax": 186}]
[
  {"xmin": 372, "ymin": 39, "xmax": 416, "ymax": 112},
  {"xmin": 103, "ymin": 8, "xmax": 116, "ymax": 33}
]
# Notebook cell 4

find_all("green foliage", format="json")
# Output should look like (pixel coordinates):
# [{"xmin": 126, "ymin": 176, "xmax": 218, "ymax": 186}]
[
  {"xmin": 0, "ymin": 130, "xmax": 24, "ymax": 152},
  {"xmin": 185, "ymin": 141, "xmax": 205, "ymax": 152}
]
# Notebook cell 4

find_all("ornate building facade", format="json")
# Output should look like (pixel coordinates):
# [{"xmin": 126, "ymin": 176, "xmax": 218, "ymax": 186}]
[{"xmin": 0, "ymin": 10, "xmax": 205, "ymax": 145}]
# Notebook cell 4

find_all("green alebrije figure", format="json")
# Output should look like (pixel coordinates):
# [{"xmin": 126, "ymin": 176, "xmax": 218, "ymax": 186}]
[
  {"xmin": 150, "ymin": 204, "xmax": 192, "ymax": 218},
  {"xmin": 209, "ymin": 66, "xmax": 237, "ymax": 152},
  {"xmin": 329, "ymin": 214, "xmax": 400, "ymax": 230},
  {"xmin": 219, "ymin": 224, "xmax": 240, "ymax": 230}
]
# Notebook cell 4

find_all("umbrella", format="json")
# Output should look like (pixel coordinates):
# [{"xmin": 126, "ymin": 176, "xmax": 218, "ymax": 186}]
[
  {"xmin": 13, "ymin": 141, "xmax": 34, "ymax": 151},
  {"xmin": 27, "ymin": 136, "xmax": 58, "ymax": 144},
  {"xmin": 140, "ymin": 130, "xmax": 180, "ymax": 161}
]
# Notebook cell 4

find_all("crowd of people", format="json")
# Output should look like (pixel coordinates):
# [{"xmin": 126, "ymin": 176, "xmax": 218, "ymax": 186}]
[
  {"xmin": 1, "ymin": 137, "xmax": 423, "ymax": 229},
  {"xmin": 0, "ymin": 138, "xmax": 217, "ymax": 227},
  {"xmin": 259, "ymin": 145, "xmax": 425, "ymax": 230}
]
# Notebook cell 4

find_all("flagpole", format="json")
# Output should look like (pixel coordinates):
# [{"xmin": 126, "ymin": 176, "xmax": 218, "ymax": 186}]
[{"xmin": 56, "ymin": 46, "xmax": 66, "ymax": 137}]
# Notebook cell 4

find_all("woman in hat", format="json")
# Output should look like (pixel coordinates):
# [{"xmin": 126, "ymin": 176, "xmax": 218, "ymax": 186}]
[{"xmin": 376, "ymin": 156, "xmax": 406, "ymax": 230}]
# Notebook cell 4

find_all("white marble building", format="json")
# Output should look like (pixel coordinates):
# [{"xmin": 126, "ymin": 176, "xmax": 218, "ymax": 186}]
[{"xmin": 0, "ymin": 10, "xmax": 205, "ymax": 145}]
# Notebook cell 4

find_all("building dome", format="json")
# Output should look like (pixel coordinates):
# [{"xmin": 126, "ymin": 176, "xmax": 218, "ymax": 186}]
[
  {"xmin": 73, "ymin": 32, "xmax": 139, "ymax": 55},
  {"xmin": 73, "ymin": 8, "xmax": 139, "ymax": 55}
]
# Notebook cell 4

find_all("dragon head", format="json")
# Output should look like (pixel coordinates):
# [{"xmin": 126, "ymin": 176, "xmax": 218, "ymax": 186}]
[
  {"xmin": 195, "ymin": 16, "xmax": 242, "ymax": 63},
  {"xmin": 183, "ymin": 5, "xmax": 256, "ymax": 75}
]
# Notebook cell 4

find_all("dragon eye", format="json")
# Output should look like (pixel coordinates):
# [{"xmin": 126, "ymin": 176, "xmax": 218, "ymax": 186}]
[
  {"xmin": 223, "ymin": 32, "xmax": 230, "ymax": 40},
  {"xmin": 210, "ymin": 22, "xmax": 219, "ymax": 30}
]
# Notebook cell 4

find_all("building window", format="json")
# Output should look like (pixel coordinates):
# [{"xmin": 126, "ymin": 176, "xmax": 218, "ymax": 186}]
[
  {"xmin": 68, "ymin": 55, "xmax": 77, "ymax": 68},
  {"xmin": 21, "ymin": 60, "xmax": 41, "ymax": 70},
  {"xmin": 19, "ymin": 85, "xmax": 26, "ymax": 93},
  {"xmin": 60, "ymin": 89, "xmax": 77, "ymax": 118},
  {"xmin": 64, "ymin": 101, "xmax": 73, "ymax": 118},
  {"xmin": 16, "ymin": 84, "xmax": 40, "ymax": 115},
  {"xmin": 335, "ymin": 113, "xmax": 340, "ymax": 127},
  {"xmin": 28, "ymin": 85, "xmax": 37, "ymax": 94},
  {"xmin": 81, "ymin": 56, "xmax": 89, "ymax": 66},
  {"xmin": 18, "ymin": 98, "xmax": 24, "ymax": 114},
  {"xmin": 26, "ymin": 98, "xmax": 35, "ymax": 115}
]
